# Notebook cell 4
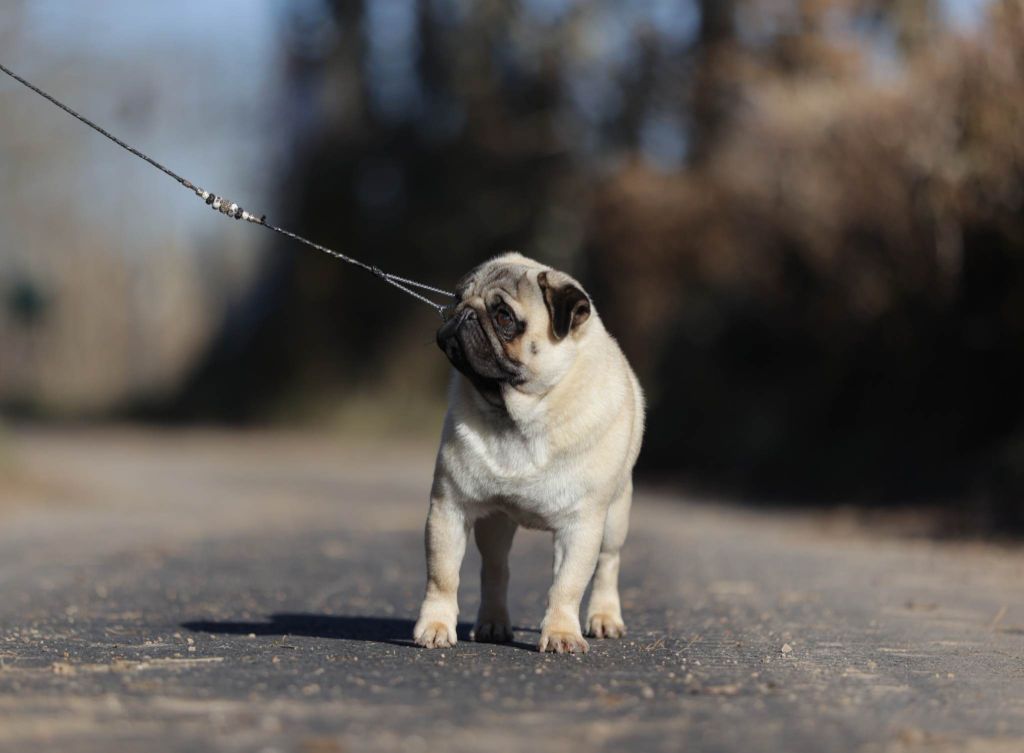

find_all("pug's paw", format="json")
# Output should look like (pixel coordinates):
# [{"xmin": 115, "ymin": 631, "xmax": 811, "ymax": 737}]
[
  {"xmin": 473, "ymin": 619, "xmax": 514, "ymax": 644},
  {"xmin": 538, "ymin": 629, "xmax": 589, "ymax": 654},
  {"xmin": 414, "ymin": 620, "xmax": 457, "ymax": 649},
  {"xmin": 586, "ymin": 613, "xmax": 626, "ymax": 639}
]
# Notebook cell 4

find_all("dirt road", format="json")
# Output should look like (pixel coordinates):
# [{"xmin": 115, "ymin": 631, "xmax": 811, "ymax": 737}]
[{"xmin": 0, "ymin": 428, "xmax": 1022, "ymax": 752}]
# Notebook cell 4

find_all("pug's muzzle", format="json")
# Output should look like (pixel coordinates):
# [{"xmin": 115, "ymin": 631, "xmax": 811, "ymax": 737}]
[{"xmin": 437, "ymin": 307, "xmax": 520, "ymax": 391}]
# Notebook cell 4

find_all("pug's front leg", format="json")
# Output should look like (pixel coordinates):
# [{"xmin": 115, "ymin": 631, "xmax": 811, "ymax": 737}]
[
  {"xmin": 586, "ymin": 483, "xmax": 631, "ymax": 639},
  {"xmin": 539, "ymin": 516, "xmax": 604, "ymax": 653},
  {"xmin": 414, "ymin": 497, "xmax": 469, "ymax": 648}
]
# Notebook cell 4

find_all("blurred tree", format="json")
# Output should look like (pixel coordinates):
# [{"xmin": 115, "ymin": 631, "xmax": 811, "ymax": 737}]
[
  {"xmin": 691, "ymin": 0, "xmax": 737, "ymax": 163},
  {"xmin": 589, "ymin": 0, "xmax": 1024, "ymax": 529},
  {"xmin": 159, "ymin": 0, "xmax": 1024, "ymax": 530},
  {"xmin": 169, "ymin": 0, "xmax": 583, "ymax": 420}
]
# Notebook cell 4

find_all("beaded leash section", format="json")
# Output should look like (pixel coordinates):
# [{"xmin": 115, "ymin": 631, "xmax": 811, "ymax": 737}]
[
  {"xmin": 0, "ymin": 62, "xmax": 456, "ymax": 318},
  {"xmin": 198, "ymin": 188, "xmax": 263, "ymax": 223}
]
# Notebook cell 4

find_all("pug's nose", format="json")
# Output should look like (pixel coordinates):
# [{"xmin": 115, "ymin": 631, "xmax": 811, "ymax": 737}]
[{"xmin": 436, "ymin": 306, "xmax": 474, "ymax": 350}]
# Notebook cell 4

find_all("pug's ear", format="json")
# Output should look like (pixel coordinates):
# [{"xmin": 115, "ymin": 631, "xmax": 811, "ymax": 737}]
[{"xmin": 538, "ymin": 271, "xmax": 591, "ymax": 340}]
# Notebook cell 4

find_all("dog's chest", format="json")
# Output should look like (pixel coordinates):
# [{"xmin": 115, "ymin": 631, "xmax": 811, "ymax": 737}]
[{"xmin": 446, "ymin": 419, "xmax": 585, "ymax": 523}]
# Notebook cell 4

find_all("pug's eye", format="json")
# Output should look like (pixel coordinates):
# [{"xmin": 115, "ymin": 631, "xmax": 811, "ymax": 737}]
[{"xmin": 493, "ymin": 306, "xmax": 516, "ymax": 337}]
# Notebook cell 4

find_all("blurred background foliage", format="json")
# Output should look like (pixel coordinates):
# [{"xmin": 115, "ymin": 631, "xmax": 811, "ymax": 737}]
[{"xmin": 2, "ymin": 0, "xmax": 1024, "ymax": 530}]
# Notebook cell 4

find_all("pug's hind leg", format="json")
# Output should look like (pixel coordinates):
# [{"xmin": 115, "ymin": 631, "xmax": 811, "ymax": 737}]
[
  {"xmin": 414, "ymin": 497, "xmax": 468, "ymax": 649},
  {"xmin": 586, "ymin": 484, "xmax": 632, "ymax": 639},
  {"xmin": 472, "ymin": 512, "xmax": 517, "ymax": 643}
]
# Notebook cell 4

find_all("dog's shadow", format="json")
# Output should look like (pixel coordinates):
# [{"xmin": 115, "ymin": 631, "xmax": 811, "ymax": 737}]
[{"xmin": 181, "ymin": 613, "xmax": 537, "ymax": 651}]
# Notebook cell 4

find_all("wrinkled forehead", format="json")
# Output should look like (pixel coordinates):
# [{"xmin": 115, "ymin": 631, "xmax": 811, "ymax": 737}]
[{"xmin": 457, "ymin": 263, "xmax": 540, "ymax": 302}]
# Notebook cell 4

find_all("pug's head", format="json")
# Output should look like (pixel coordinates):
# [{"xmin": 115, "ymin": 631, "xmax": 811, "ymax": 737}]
[{"xmin": 437, "ymin": 253, "xmax": 593, "ymax": 404}]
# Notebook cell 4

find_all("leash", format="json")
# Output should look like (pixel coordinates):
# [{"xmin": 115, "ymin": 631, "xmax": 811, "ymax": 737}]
[{"xmin": 0, "ymin": 62, "xmax": 455, "ymax": 318}]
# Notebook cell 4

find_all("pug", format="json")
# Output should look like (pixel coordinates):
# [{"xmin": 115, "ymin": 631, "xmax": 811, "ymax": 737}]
[{"xmin": 413, "ymin": 252, "xmax": 644, "ymax": 653}]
